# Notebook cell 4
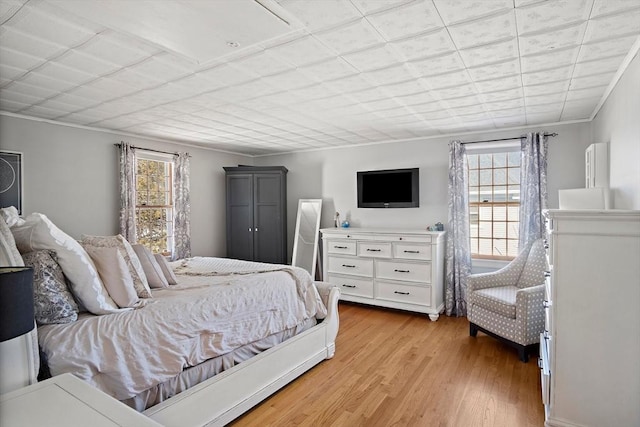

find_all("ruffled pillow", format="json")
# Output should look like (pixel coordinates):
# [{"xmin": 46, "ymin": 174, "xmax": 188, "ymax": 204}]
[
  {"xmin": 11, "ymin": 213, "xmax": 120, "ymax": 315},
  {"xmin": 0, "ymin": 215, "xmax": 24, "ymax": 266},
  {"xmin": 80, "ymin": 234, "xmax": 152, "ymax": 298},
  {"xmin": 22, "ymin": 250, "xmax": 79, "ymax": 324}
]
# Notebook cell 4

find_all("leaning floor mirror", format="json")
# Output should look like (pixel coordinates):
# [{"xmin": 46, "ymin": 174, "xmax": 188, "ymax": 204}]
[{"xmin": 292, "ymin": 199, "xmax": 322, "ymax": 278}]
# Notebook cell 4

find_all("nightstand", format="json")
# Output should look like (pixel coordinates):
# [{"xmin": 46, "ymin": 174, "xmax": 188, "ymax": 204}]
[{"xmin": 0, "ymin": 373, "xmax": 162, "ymax": 427}]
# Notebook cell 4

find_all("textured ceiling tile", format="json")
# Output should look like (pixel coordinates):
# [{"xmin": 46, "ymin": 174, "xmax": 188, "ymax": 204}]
[
  {"xmin": 350, "ymin": 0, "xmax": 412, "ymax": 15},
  {"xmin": 458, "ymin": 38, "xmax": 519, "ymax": 67},
  {"xmin": 474, "ymin": 75, "xmax": 522, "ymax": 93},
  {"xmin": 591, "ymin": 0, "xmax": 640, "ymax": 18},
  {"xmin": 197, "ymin": 63, "xmax": 257, "ymax": 86},
  {"xmin": 423, "ymin": 70, "xmax": 471, "ymax": 89},
  {"xmin": 0, "ymin": 98, "xmax": 30, "ymax": 112},
  {"xmin": 276, "ymin": 0, "xmax": 361, "ymax": 31},
  {"xmin": 572, "ymin": 55, "xmax": 625, "ymax": 77},
  {"xmin": 0, "ymin": 63, "xmax": 27, "ymax": 81},
  {"xmin": 269, "ymin": 35, "xmax": 335, "ymax": 67},
  {"xmin": 583, "ymin": 9, "xmax": 640, "ymax": 43},
  {"xmin": 467, "ymin": 58, "xmax": 520, "ymax": 82},
  {"xmin": 525, "ymin": 102, "xmax": 564, "ymax": 115},
  {"xmin": 342, "ymin": 44, "xmax": 404, "ymax": 72},
  {"xmin": 316, "ymin": 18, "xmax": 384, "ymax": 54},
  {"xmin": 442, "ymin": 94, "xmax": 483, "ymax": 108},
  {"xmin": 448, "ymin": 10, "xmax": 516, "ymax": 49},
  {"xmin": 0, "ymin": 28, "xmax": 66, "ymax": 60},
  {"xmin": 300, "ymin": 57, "xmax": 358, "ymax": 82},
  {"xmin": 381, "ymin": 79, "xmax": 428, "ymax": 97},
  {"xmin": 36, "ymin": 62, "xmax": 97, "ymax": 86},
  {"xmin": 520, "ymin": 47, "xmax": 580, "ymax": 73},
  {"xmin": 0, "ymin": 88, "xmax": 43, "ymax": 106},
  {"xmin": 0, "ymin": 46, "xmax": 45, "ymax": 72},
  {"xmin": 128, "ymin": 55, "xmax": 193, "ymax": 82},
  {"xmin": 362, "ymin": 63, "xmax": 415, "ymax": 85},
  {"xmin": 570, "ymin": 72, "xmax": 616, "ymax": 90},
  {"xmin": 490, "ymin": 106, "xmax": 526, "ymax": 118},
  {"xmin": 479, "ymin": 87, "xmax": 523, "ymax": 102},
  {"xmin": 48, "ymin": 92, "xmax": 100, "ymax": 110},
  {"xmin": 366, "ymin": 0, "xmax": 443, "ymax": 41},
  {"xmin": 19, "ymin": 71, "xmax": 78, "ymax": 93},
  {"xmin": 523, "ymin": 79, "xmax": 571, "ymax": 96},
  {"xmin": 518, "ymin": 23, "xmax": 586, "ymax": 56},
  {"xmin": 79, "ymin": 34, "xmax": 154, "ymax": 68},
  {"xmin": 484, "ymin": 98, "xmax": 525, "ymax": 111},
  {"xmin": 408, "ymin": 52, "xmax": 466, "ymax": 77},
  {"xmin": 55, "ymin": 50, "xmax": 122, "ymax": 77},
  {"xmin": 527, "ymin": 112, "xmax": 561, "ymax": 124},
  {"xmin": 395, "ymin": 91, "xmax": 437, "ymax": 106},
  {"xmin": 525, "ymin": 93, "xmax": 566, "ymax": 106},
  {"xmin": 565, "ymin": 85, "xmax": 607, "ymax": 101},
  {"xmin": 433, "ymin": 0, "xmax": 512, "ymax": 25},
  {"xmin": 263, "ymin": 69, "xmax": 315, "ymax": 90},
  {"xmin": 233, "ymin": 50, "xmax": 293, "ymax": 77},
  {"xmin": 390, "ymin": 29, "xmax": 456, "ymax": 60},
  {"xmin": 430, "ymin": 83, "xmax": 477, "ymax": 100},
  {"xmin": 522, "ymin": 65, "xmax": 573, "ymax": 86},
  {"xmin": 20, "ymin": 104, "xmax": 66, "ymax": 119},
  {"xmin": 578, "ymin": 35, "xmax": 639, "ymax": 62},
  {"xmin": 515, "ymin": 0, "xmax": 591, "ymax": 34}
]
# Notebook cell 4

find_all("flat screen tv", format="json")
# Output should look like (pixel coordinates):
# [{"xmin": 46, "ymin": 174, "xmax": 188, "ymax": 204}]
[{"xmin": 357, "ymin": 168, "xmax": 419, "ymax": 208}]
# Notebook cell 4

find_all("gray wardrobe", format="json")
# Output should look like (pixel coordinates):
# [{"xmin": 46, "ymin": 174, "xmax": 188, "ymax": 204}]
[{"xmin": 224, "ymin": 166, "xmax": 287, "ymax": 264}]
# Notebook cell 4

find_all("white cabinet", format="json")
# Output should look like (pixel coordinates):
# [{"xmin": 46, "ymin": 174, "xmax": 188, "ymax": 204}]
[
  {"xmin": 541, "ymin": 209, "xmax": 640, "ymax": 427},
  {"xmin": 321, "ymin": 228, "xmax": 445, "ymax": 320},
  {"xmin": 0, "ymin": 373, "xmax": 162, "ymax": 427}
]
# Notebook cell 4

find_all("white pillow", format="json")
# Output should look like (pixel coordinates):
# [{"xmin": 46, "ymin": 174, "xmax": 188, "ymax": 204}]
[
  {"xmin": 132, "ymin": 244, "xmax": 169, "ymax": 289},
  {"xmin": 154, "ymin": 253, "xmax": 178, "ymax": 285},
  {"xmin": 81, "ymin": 234, "xmax": 152, "ymax": 298},
  {"xmin": 85, "ymin": 246, "xmax": 144, "ymax": 309},
  {"xmin": 0, "ymin": 206, "xmax": 25, "ymax": 228},
  {"xmin": 0, "ymin": 216, "xmax": 24, "ymax": 266},
  {"xmin": 11, "ymin": 213, "xmax": 121, "ymax": 315}
]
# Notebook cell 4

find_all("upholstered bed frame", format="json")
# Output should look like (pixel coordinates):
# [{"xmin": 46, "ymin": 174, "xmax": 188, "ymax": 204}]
[{"xmin": 143, "ymin": 284, "xmax": 340, "ymax": 426}]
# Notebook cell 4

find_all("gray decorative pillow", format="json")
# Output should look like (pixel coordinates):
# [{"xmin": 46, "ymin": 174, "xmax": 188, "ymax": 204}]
[{"xmin": 22, "ymin": 250, "xmax": 79, "ymax": 325}]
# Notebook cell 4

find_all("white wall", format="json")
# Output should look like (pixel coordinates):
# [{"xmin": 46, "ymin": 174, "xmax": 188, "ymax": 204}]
[
  {"xmin": 591, "ymin": 51, "xmax": 640, "ymax": 209},
  {"xmin": 0, "ymin": 115, "xmax": 251, "ymax": 257},
  {"xmin": 257, "ymin": 122, "xmax": 591, "ymax": 261}
]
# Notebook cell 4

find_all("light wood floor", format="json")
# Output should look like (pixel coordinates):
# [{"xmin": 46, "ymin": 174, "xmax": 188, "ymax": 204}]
[{"xmin": 231, "ymin": 302, "xmax": 545, "ymax": 427}]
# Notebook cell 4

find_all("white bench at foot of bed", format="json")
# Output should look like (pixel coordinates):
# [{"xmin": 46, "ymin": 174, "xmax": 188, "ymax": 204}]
[{"xmin": 143, "ymin": 286, "xmax": 340, "ymax": 427}]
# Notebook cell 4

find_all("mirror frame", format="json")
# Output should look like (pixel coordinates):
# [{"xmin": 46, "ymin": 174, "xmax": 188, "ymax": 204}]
[{"xmin": 291, "ymin": 199, "xmax": 322, "ymax": 278}]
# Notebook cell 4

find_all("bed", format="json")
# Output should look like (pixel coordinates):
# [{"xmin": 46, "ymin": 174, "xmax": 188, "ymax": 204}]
[{"xmin": 1, "ymin": 211, "xmax": 340, "ymax": 427}]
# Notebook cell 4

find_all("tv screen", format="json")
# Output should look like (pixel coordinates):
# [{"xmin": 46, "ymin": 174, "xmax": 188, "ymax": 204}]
[{"xmin": 357, "ymin": 168, "xmax": 419, "ymax": 208}]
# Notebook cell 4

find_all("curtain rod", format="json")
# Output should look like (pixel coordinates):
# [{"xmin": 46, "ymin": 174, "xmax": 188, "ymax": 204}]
[
  {"xmin": 462, "ymin": 132, "xmax": 558, "ymax": 144},
  {"xmin": 114, "ymin": 142, "xmax": 178, "ymax": 157}
]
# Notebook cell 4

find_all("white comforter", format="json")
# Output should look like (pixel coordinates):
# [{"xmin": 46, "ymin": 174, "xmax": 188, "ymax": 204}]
[{"xmin": 38, "ymin": 257, "xmax": 326, "ymax": 400}]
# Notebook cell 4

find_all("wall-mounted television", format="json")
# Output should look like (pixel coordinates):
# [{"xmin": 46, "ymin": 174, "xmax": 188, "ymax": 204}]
[{"xmin": 357, "ymin": 168, "xmax": 419, "ymax": 208}]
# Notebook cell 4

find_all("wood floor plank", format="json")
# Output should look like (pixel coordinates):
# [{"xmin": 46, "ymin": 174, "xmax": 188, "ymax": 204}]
[{"xmin": 230, "ymin": 303, "xmax": 544, "ymax": 426}]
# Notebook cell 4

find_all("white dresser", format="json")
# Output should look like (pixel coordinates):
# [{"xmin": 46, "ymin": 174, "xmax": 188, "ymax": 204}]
[
  {"xmin": 320, "ymin": 228, "xmax": 445, "ymax": 320},
  {"xmin": 540, "ymin": 209, "xmax": 640, "ymax": 427}
]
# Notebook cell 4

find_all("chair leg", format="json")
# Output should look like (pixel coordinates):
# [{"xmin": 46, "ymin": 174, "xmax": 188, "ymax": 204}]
[
  {"xmin": 518, "ymin": 345, "xmax": 529, "ymax": 363},
  {"xmin": 469, "ymin": 323, "xmax": 478, "ymax": 337}
]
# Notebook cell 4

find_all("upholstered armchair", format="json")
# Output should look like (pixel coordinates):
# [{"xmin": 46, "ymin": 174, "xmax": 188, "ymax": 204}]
[{"xmin": 467, "ymin": 239, "xmax": 547, "ymax": 362}]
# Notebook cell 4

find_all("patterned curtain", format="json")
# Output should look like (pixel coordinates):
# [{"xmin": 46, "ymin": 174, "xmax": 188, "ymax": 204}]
[
  {"xmin": 519, "ymin": 132, "xmax": 548, "ymax": 249},
  {"xmin": 173, "ymin": 152, "xmax": 191, "ymax": 260},
  {"xmin": 445, "ymin": 140, "xmax": 472, "ymax": 317},
  {"xmin": 118, "ymin": 142, "xmax": 136, "ymax": 242}
]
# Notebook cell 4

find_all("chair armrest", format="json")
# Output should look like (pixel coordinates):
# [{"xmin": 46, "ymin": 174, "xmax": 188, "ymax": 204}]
[
  {"xmin": 516, "ymin": 284, "xmax": 545, "ymax": 343},
  {"xmin": 467, "ymin": 271, "xmax": 517, "ymax": 292}
]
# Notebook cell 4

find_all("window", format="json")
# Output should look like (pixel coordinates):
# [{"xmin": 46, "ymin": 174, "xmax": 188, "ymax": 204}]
[
  {"xmin": 467, "ymin": 150, "xmax": 520, "ymax": 260},
  {"xmin": 135, "ymin": 155, "xmax": 174, "ymax": 256}
]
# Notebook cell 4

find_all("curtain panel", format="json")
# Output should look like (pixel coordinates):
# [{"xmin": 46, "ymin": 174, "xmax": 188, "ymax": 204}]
[
  {"xmin": 445, "ymin": 140, "xmax": 472, "ymax": 317},
  {"xmin": 118, "ymin": 142, "xmax": 137, "ymax": 242},
  {"xmin": 519, "ymin": 132, "xmax": 549, "ymax": 248},
  {"xmin": 173, "ymin": 152, "xmax": 191, "ymax": 260}
]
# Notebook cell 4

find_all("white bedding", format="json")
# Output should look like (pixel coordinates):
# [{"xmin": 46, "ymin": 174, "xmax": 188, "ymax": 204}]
[{"xmin": 38, "ymin": 257, "xmax": 326, "ymax": 401}]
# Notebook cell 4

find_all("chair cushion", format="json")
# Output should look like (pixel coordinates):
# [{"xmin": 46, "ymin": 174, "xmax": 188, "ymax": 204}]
[{"xmin": 472, "ymin": 285, "xmax": 518, "ymax": 319}]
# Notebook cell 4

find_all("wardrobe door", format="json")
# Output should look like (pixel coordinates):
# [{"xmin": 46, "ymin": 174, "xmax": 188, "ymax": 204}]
[
  {"xmin": 253, "ymin": 173, "xmax": 285, "ymax": 264},
  {"xmin": 226, "ymin": 174, "xmax": 253, "ymax": 261}
]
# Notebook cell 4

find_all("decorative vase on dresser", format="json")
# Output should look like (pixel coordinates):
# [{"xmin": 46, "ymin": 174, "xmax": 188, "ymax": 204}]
[
  {"xmin": 540, "ymin": 209, "xmax": 640, "ymax": 427},
  {"xmin": 320, "ymin": 228, "xmax": 445, "ymax": 320}
]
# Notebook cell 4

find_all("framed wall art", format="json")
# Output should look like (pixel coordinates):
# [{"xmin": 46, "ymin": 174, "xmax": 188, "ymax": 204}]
[{"xmin": 0, "ymin": 151, "xmax": 23, "ymax": 214}]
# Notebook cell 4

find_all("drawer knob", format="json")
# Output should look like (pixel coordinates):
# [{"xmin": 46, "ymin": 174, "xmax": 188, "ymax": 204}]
[
  {"xmin": 394, "ymin": 291, "xmax": 410, "ymax": 295},
  {"xmin": 342, "ymin": 264, "xmax": 356, "ymax": 268},
  {"xmin": 543, "ymin": 300, "xmax": 551, "ymax": 308},
  {"xmin": 334, "ymin": 245, "xmax": 347, "ymax": 249},
  {"xmin": 404, "ymin": 250, "xmax": 420, "ymax": 254},
  {"xmin": 544, "ymin": 271, "xmax": 551, "ymax": 278},
  {"xmin": 394, "ymin": 269, "xmax": 410, "ymax": 273},
  {"xmin": 366, "ymin": 249, "xmax": 381, "ymax": 252},
  {"xmin": 342, "ymin": 284, "xmax": 356, "ymax": 288}
]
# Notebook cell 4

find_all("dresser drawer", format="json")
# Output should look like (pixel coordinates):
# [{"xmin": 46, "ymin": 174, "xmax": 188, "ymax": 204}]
[
  {"xmin": 393, "ymin": 242, "xmax": 431, "ymax": 261},
  {"xmin": 327, "ymin": 274, "xmax": 373, "ymax": 298},
  {"xmin": 327, "ymin": 241, "xmax": 356, "ymax": 255},
  {"xmin": 375, "ymin": 260, "xmax": 431, "ymax": 283},
  {"xmin": 357, "ymin": 242, "xmax": 391, "ymax": 258},
  {"xmin": 376, "ymin": 281, "xmax": 431, "ymax": 306},
  {"xmin": 539, "ymin": 332, "xmax": 551, "ymax": 406},
  {"xmin": 327, "ymin": 255, "xmax": 373, "ymax": 277}
]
